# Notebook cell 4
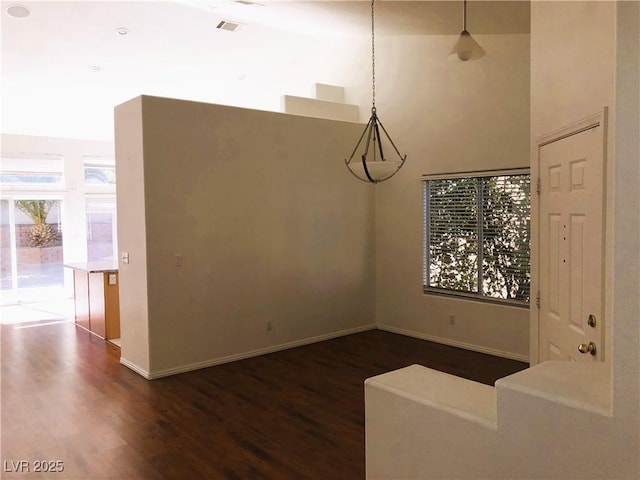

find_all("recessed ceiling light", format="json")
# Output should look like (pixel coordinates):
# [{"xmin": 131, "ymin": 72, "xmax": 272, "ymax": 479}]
[
  {"xmin": 116, "ymin": 27, "xmax": 129, "ymax": 36},
  {"xmin": 6, "ymin": 4, "xmax": 30, "ymax": 18},
  {"xmin": 90, "ymin": 66, "xmax": 103, "ymax": 73}
]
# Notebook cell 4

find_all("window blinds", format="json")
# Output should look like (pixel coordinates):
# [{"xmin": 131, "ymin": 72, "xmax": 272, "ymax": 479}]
[{"xmin": 423, "ymin": 172, "xmax": 530, "ymax": 305}]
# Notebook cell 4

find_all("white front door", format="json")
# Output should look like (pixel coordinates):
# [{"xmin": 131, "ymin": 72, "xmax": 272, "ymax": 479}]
[{"xmin": 538, "ymin": 112, "xmax": 606, "ymax": 362}]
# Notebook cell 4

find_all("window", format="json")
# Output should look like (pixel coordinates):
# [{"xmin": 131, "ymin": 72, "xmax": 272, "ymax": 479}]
[
  {"xmin": 83, "ymin": 156, "xmax": 116, "ymax": 186},
  {"xmin": 423, "ymin": 169, "xmax": 530, "ymax": 306},
  {"xmin": 0, "ymin": 155, "xmax": 64, "ymax": 187}
]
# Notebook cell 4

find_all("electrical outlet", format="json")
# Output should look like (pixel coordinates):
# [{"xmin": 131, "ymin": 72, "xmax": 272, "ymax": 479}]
[
  {"xmin": 449, "ymin": 314, "xmax": 456, "ymax": 326},
  {"xmin": 266, "ymin": 321, "xmax": 272, "ymax": 331}
]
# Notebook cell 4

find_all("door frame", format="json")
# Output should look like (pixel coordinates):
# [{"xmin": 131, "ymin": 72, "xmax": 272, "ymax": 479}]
[{"xmin": 530, "ymin": 107, "xmax": 610, "ymax": 365}]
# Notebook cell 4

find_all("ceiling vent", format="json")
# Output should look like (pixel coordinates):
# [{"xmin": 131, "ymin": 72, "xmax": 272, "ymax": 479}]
[{"xmin": 216, "ymin": 20, "xmax": 241, "ymax": 32}]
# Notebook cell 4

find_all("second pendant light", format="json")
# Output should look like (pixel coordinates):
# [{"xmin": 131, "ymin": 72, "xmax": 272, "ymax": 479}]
[{"xmin": 450, "ymin": 0, "xmax": 486, "ymax": 62}]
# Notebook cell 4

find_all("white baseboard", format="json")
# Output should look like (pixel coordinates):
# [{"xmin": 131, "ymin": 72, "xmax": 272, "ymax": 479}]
[
  {"xmin": 138, "ymin": 324, "xmax": 377, "ymax": 380},
  {"xmin": 120, "ymin": 356, "xmax": 152, "ymax": 379},
  {"xmin": 377, "ymin": 324, "xmax": 530, "ymax": 363},
  {"xmin": 119, "ymin": 324, "xmax": 527, "ymax": 380}
]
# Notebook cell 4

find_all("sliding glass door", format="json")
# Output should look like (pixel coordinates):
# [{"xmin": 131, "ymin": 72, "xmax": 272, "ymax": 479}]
[
  {"xmin": 0, "ymin": 197, "xmax": 65, "ymax": 304},
  {"xmin": 86, "ymin": 196, "xmax": 117, "ymax": 263}
]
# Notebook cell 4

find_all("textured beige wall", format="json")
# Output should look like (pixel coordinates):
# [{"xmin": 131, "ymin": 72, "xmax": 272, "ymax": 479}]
[
  {"xmin": 530, "ymin": 1, "xmax": 615, "ymax": 136},
  {"xmin": 611, "ymin": 0, "xmax": 640, "ymax": 474},
  {"xmin": 371, "ymin": 33, "xmax": 531, "ymax": 360},
  {"xmin": 118, "ymin": 96, "xmax": 375, "ymax": 377},
  {"xmin": 114, "ymin": 97, "xmax": 151, "ymax": 374}
]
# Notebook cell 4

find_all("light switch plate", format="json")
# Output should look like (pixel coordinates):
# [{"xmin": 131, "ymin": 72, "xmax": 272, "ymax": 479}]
[{"xmin": 108, "ymin": 273, "xmax": 117, "ymax": 285}]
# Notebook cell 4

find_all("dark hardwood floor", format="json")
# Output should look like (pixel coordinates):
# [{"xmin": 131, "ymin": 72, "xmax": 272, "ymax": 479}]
[{"xmin": 1, "ymin": 321, "xmax": 527, "ymax": 479}]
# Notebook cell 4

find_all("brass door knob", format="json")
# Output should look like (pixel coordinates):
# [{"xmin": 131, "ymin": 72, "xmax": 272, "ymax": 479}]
[{"xmin": 578, "ymin": 342, "xmax": 597, "ymax": 356}]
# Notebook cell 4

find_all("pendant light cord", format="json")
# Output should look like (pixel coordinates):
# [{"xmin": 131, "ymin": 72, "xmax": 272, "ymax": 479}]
[
  {"xmin": 371, "ymin": 0, "xmax": 376, "ymax": 113},
  {"xmin": 344, "ymin": 0, "xmax": 406, "ymax": 183},
  {"xmin": 463, "ymin": 0, "xmax": 467, "ymax": 31}
]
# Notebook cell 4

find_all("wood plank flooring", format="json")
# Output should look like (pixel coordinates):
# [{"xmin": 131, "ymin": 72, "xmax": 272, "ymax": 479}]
[{"xmin": 1, "ymin": 321, "xmax": 527, "ymax": 479}]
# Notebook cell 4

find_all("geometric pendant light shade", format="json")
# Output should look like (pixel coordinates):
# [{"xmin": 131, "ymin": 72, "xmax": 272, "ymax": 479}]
[
  {"xmin": 345, "ymin": 0, "xmax": 407, "ymax": 183},
  {"xmin": 449, "ymin": 0, "xmax": 486, "ymax": 61}
]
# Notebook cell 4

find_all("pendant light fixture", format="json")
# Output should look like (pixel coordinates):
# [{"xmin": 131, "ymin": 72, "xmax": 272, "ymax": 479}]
[
  {"xmin": 450, "ymin": 0, "xmax": 486, "ymax": 62},
  {"xmin": 345, "ymin": 0, "xmax": 406, "ymax": 184}
]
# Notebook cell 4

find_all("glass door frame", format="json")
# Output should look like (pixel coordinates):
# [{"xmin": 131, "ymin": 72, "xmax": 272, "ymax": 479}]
[{"xmin": 1, "ymin": 193, "xmax": 66, "ymax": 305}]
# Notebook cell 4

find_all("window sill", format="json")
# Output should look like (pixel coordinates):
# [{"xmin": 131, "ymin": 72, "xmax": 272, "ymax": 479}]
[{"xmin": 423, "ymin": 287, "xmax": 530, "ymax": 309}]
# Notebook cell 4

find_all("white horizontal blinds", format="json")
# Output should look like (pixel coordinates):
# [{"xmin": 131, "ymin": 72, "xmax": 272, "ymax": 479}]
[
  {"xmin": 427, "ymin": 177, "xmax": 479, "ymax": 293},
  {"xmin": 0, "ymin": 155, "xmax": 64, "ymax": 186},
  {"xmin": 481, "ymin": 175, "xmax": 530, "ymax": 302},
  {"xmin": 422, "ymin": 183, "xmax": 429, "ymax": 287},
  {"xmin": 424, "ymin": 171, "xmax": 531, "ymax": 305}
]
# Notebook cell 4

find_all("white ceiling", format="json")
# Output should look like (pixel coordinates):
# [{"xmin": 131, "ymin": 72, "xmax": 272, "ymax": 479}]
[{"xmin": 1, "ymin": 1, "xmax": 530, "ymax": 141}]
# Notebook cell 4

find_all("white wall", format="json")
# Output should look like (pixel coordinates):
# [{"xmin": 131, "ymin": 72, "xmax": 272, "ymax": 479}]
[
  {"xmin": 530, "ymin": 1, "xmax": 616, "ymax": 136},
  {"xmin": 114, "ymin": 96, "xmax": 376, "ymax": 378},
  {"xmin": 114, "ymin": 97, "xmax": 150, "ymax": 374},
  {"xmin": 370, "ymin": 33, "xmax": 531, "ymax": 361},
  {"xmin": 611, "ymin": 0, "xmax": 640, "ymax": 475}
]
